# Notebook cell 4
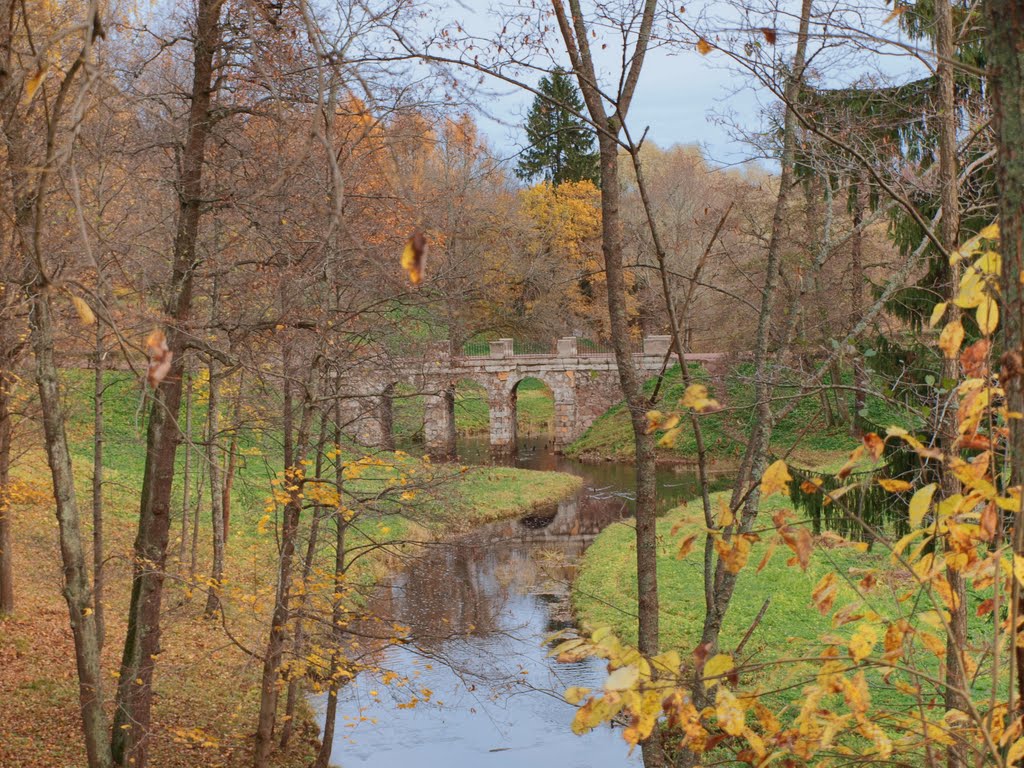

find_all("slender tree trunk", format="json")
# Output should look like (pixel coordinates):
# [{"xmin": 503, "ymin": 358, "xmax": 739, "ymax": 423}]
[
  {"xmin": 203, "ymin": 357, "xmax": 224, "ymax": 618},
  {"xmin": 29, "ymin": 287, "xmax": 113, "ymax": 768},
  {"xmin": 180, "ymin": 366, "xmax": 193, "ymax": 566},
  {"xmin": 111, "ymin": 1, "xmax": 222, "ymax": 763},
  {"xmin": 986, "ymin": 0, "xmax": 1024, "ymax": 716},
  {"xmin": 850, "ymin": 173, "xmax": 868, "ymax": 434},
  {"xmin": 190, "ymin": 445, "xmax": 206, "ymax": 582},
  {"xmin": 254, "ymin": 373, "xmax": 317, "ymax": 768},
  {"xmin": 933, "ymin": 2, "xmax": 968, "ymax": 762},
  {"xmin": 92, "ymin": 319, "xmax": 105, "ymax": 649},
  {"xmin": 222, "ymin": 375, "xmax": 243, "ymax": 543},
  {"xmin": 0, "ymin": 360, "xmax": 13, "ymax": 616},
  {"xmin": 280, "ymin": 414, "xmax": 330, "ymax": 749},
  {"xmin": 691, "ymin": 0, "xmax": 813, "ymax": 722},
  {"xmin": 548, "ymin": 3, "xmax": 660, "ymax": 761},
  {"xmin": 314, "ymin": 409, "xmax": 346, "ymax": 768}
]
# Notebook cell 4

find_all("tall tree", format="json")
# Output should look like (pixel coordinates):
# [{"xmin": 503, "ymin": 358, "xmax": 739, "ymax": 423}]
[
  {"xmin": 110, "ymin": 0, "xmax": 223, "ymax": 763},
  {"xmin": 988, "ymin": 0, "xmax": 1024, "ymax": 718},
  {"xmin": 516, "ymin": 67, "xmax": 600, "ymax": 185}
]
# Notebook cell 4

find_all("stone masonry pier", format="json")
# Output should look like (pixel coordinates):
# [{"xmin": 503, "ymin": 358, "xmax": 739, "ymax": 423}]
[{"xmin": 339, "ymin": 336, "xmax": 725, "ymax": 458}]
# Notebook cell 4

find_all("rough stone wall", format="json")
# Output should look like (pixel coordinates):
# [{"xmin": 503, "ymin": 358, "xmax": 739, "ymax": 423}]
[{"xmin": 572, "ymin": 370, "xmax": 623, "ymax": 443}]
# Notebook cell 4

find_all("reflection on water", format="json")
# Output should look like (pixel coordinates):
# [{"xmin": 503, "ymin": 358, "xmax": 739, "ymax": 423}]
[{"xmin": 312, "ymin": 435, "xmax": 731, "ymax": 766}]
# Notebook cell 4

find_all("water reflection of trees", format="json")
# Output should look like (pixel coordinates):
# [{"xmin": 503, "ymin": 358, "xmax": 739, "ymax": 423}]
[{"xmin": 369, "ymin": 492, "xmax": 632, "ymax": 657}]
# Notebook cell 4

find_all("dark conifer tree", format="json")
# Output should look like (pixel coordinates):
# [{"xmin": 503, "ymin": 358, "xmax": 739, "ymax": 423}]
[{"xmin": 516, "ymin": 68, "xmax": 600, "ymax": 186}]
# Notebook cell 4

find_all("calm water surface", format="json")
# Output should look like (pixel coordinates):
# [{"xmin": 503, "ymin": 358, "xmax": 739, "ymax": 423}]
[{"xmin": 312, "ymin": 435, "xmax": 731, "ymax": 767}]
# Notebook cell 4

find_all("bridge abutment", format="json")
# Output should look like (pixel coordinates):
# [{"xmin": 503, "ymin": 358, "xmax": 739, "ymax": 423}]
[{"xmin": 424, "ymin": 387, "xmax": 457, "ymax": 459}]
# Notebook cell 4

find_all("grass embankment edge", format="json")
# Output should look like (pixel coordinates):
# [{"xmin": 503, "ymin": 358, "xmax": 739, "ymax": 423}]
[{"xmin": 1, "ymin": 442, "xmax": 580, "ymax": 768}]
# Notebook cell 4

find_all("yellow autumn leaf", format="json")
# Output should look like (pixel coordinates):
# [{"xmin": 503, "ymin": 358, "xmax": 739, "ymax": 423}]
[
  {"xmin": 1013, "ymin": 555, "xmax": 1024, "ymax": 587},
  {"xmin": 877, "ymin": 478, "xmax": 913, "ymax": 493},
  {"xmin": 928, "ymin": 301, "xmax": 947, "ymax": 328},
  {"xmin": 978, "ymin": 222, "xmax": 999, "ymax": 241},
  {"xmin": 716, "ymin": 497, "xmax": 734, "ymax": 527},
  {"xmin": 760, "ymin": 459, "xmax": 791, "ymax": 497},
  {"xmin": 848, "ymin": 623, "xmax": 877, "ymax": 662},
  {"xmin": 976, "ymin": 250, "xmax": 1001, "ymax": 275},
  {"xmin": 955, "ymin": 270, "xmax": 984, "ymax": 308},
  {"xmin": 715, "ymin": 687, "xmax": 745, "ymax": 736},
  {"xmin": 564, "ymin": 686, "xmax": 590, "ymax": 705},
  {"xmin": 400, "ymin": 231, "xmax": 426, "ymax": 285},
  {"xmin": 604, "ymin": 665, "xmax": 640, "ymax": 691},
  {"xmin": 703, "ymin": 654, "xmax": 734, "ymax": 689},
  {"xmin": 71, "ymin": 295, "xmax": 96, "ymax": 325},
  {"xmin": 938, "ymin": 320, "xmax": 964, "ymax": 359},
  {"xmin": 1008, "ymin": 735, "xmax": 1024, "ymax": 764},
  {"xmin": 696, "ymin": 38, "xmax": 713, "ymax": 55},
  {"xmin": 25, "ymin": 65, "xmax": 47, "ymax": 100},
  {"xmin": 680, "ymin": 384, "xmax": 720, "ymax": 413},
  {"xmin": 645, "ymin": 410, "xmax": 663, "ymax": 434},
  {"xmin": 908, "ymin": 483, "xmax": 937, "ymax": 528},
  {"xmin": 976, "ymin": 297, "xmax": 999, "ymax": 335},
  {"xmin": 658, "ymin": 426, "xmax": 682, "ymax": 447}
]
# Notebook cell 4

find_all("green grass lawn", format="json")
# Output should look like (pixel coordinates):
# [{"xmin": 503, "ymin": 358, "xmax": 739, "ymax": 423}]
[
  {"xmin": 572, "ymin": 489, "xmax": 999, "ymax": 728},
  {"xmin": 566, "ymin": 363, "xmax": 922, "ymax": 465}
]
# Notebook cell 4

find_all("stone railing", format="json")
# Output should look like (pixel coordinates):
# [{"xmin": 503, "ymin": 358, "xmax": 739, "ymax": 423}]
[{"xmin": 462, "ymin": 335, "xmax": 672, "ymax": 360}]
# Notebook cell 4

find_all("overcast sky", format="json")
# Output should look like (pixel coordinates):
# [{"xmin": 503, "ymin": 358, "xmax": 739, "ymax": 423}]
[
  {"xmin": 429, "ymin": 0, "xmax": 932, "ymax": 173},
  {"xmin": 475, "ymin": 46, "xmax": 771, "ymax": 171}
]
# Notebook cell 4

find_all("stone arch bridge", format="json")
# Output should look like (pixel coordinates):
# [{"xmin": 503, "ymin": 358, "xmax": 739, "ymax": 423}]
[{"xmin": 339, "ymin": 336, "xmax": 725, "ymax": 457}]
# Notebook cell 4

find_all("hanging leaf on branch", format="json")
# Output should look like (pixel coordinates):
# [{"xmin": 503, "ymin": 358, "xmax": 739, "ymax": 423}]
[
  {"xmin": 400, "ymin": 231, "xmax": 427, "ymax": 285},
  {"xmin": 146, "ymin": 329, "xmax": 172, "ymax": 389}
]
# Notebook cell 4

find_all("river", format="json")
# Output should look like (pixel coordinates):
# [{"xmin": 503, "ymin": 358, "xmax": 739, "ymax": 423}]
[{"xmin": 311, "ymin": 434, "xmax": 731, "ymax": 767}]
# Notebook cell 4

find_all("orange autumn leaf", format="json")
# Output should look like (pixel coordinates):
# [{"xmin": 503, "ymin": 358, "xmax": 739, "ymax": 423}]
[
  {"xmin": 862, "ymin": 432, "xmax": 884, "ymax": 461},
  {"xmin": 401, "ymin": 230, "xmax": 427, "ymax": 285},
  {"xmin": 146, "ymin": 329, "xmax": 172, "ymax": 389}
]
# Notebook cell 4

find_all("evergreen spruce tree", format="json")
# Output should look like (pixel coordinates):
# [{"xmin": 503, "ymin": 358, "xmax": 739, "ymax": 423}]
[{"xmin": 516, "ymin": 68, "xmax": 600, "ymax": 186}]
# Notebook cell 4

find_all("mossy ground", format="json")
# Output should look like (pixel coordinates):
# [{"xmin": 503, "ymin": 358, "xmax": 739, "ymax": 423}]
[{"xmin": 0, "ymin": 371, "xmax": 579, "ymax": 768}]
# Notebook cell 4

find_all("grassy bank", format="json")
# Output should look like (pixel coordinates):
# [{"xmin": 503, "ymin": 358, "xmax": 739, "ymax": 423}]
[
  {"xmin": 571, "ymin": 490, "xmax": 992, "ymax": 716},
  {"xmin": 566, "ymin": 364, "xmax": 919, "ymax": 465},
  {"xmin": 0, "ymin": 372, "xmax": 579, "ymax": 768}
]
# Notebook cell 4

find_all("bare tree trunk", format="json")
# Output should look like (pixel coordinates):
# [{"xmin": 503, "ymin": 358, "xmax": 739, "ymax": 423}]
[
  {"xmin": 222, "ymin": 374, "xmax": 243, "ymax": 543},
  {"xmin": 548, "ymin": 4, "xmax": 660, "ymax": 761},
  {"xmin": 29, "ymin": 287, "xmax": 113, "ymax": 768},
  {"xmin": 314, "ymin": 407, "xmax": 346, "ymax": 768},
  {"xmin": 552, "ymin": 0, "xmax": 660, "ymax": 659},
  {"xmin": 190, "ymin": 443, "xmax": 206, "ymax": 582},
  {"xmin": 111, "ymin": 1, "xmax": 222, "ymax": 763},
  {"xmin": 179, "ymin": 365, "xmax": 193, "ymax": 566},
  {"xmin": 0, "ymin": 359, "xmax": 13, "ymax": 616},
  {"xmin": 987, "ymin": 0, "xmax": 1024, "ymax": 717},
  {"xmin": 280, "ymin": 413, "xmax": 330, "ymax": 749},
  {"xmin": 691, "ymin": 0, "xmax": 813, "ymax": 721},
  {"xmin": 203, "ymin": 356, "xmax": 224, "ymax": 618},
  {"xmin": 850, "ymin": 173, "xmax": 868, "ymax": 434},
  {"xmin": 933, "ymin": 2, "xmax": 968, "ymax": 763},
  {"xmin": 92, "ymin": 318, "xmax": 105, "ymax": 649},
  {"xmin": 254, "ymin": 371, "xmax": 317, "ymax": 768}
]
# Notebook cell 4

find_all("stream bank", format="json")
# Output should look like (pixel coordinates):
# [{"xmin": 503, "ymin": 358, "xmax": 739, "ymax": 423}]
[{"xmin": 312, "ymin": 435, "xmax": 733, "ymax": 767}]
